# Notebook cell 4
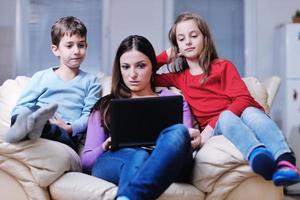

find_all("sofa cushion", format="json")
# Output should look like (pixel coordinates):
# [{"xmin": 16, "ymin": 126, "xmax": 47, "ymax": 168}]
[
  {"xmin": 0, "ymin": 138, "xmax": 81, "ymax": 199},
  {"xmin": 192, "ymin": 136, "xmax": 250, "ymax": 192},
  {"xmin": 50, "ymin": 172, "xmax": 118, "ymax": 200},
  {"xmin": 0, "ymin": 139, "xmax": 81, "ymax": 185},
  {"xmin": 50, "ymin": 172, "xmax": 205, "ymax": 200},
  {"xmin": 158, "ymin": 182, "xmax": 205, "ymax": 200}
]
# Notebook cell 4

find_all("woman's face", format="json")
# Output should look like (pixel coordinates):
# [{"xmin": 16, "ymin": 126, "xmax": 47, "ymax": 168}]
[
  {"xmin": 175, "ymin": 19, "xmax": 204, "ymax": 60},
  {"xmin": 120, "ymin": 49, "xmax": 153, "ymax": 97}
]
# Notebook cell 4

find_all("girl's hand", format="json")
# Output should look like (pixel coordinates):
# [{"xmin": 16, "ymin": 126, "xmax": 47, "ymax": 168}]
[
  {"xmin": 200, "ymin": 125, "xmax": 213, "ymax": 146},
  {"xmin": 188, "ymin": 128, "xmax": 201, "ymax": 150},
  {"xmin": 102, "ymin": 137, "xmax": 112, "ymax": 151}
]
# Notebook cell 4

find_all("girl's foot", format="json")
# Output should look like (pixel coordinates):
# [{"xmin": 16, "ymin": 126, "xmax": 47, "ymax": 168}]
[
  {"xmin": 116, "ymin": 196, "xmax": 130, "ymax": 200},
  {"xmin": 272, "ymin": 161, "xmax": 300, "ymax": 186},
  {"xmin": 249, "ymin": 147, "xmax": 276, "ymax": 180}
]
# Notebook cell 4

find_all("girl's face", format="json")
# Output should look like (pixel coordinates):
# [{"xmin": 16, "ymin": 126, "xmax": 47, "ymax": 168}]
[
  {"xmin": 120, "ymin": 49, "xmax": 153, "ymax": 97},
  {"xmin": 175, "ymin": 19, "xmax": 204, "ymax": 60}
]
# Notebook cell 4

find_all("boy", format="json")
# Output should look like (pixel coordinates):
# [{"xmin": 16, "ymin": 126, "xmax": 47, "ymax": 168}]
[{"xmin": 5, "ymin": 16, "xmax": 101, "ymax": 152}]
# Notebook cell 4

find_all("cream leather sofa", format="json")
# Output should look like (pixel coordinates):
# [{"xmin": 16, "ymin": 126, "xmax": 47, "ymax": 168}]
[{"xmin": 0, "ymin": 75, "xmax": 283, "ymax": 200}]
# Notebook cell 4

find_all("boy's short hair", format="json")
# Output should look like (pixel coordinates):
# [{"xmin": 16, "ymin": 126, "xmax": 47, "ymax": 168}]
[{"xmin": 51, "ymin": 16, "xmax": 87, "ymax": 46}]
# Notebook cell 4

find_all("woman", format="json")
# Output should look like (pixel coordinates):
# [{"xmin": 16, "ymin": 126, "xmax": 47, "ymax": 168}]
[{"xmin": 81, "ymin": 35, "xmax": 201, "ymax": 200}]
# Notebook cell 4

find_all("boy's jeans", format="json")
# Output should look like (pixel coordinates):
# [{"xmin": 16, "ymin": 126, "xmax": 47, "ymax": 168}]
[
  {"xmin": 213, "ymin": 107, "xmax": 291, "ymax": 160},
  {"xmin": 91, "ymin": 124, "xmax": 193, "ymax": 200}
]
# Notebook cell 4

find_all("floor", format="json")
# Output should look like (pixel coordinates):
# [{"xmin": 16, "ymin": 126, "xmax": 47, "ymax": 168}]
[
  {"xmin": 285, "ymin": 185, "xmax": 300, "ymax": 199},
  {"xmin": 285, "ymin": 196, "xmax": 300, "ymax": 200}
]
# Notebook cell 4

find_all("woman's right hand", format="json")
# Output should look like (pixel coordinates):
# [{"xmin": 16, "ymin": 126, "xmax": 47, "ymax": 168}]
[{"xmin": 102, "ymin": 137, "xmax": 112, "ymax": 151}]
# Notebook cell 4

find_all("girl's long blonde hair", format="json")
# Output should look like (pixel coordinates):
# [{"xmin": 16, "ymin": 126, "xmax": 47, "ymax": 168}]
[{"xmin": 168, "ymin": 12, "xmax": 218, "ymax": 81}]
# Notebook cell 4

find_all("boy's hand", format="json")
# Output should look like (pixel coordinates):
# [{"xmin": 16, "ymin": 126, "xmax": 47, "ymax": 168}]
[
  {"xmin": 49, "ymin": 113, "xmax": 73, "ymax": 134},
  {"xmin": 102, "ymin": 137, "xmax": 112, "ymax": 151},
  {"xmin": 188, "ymin": 128, "xmax": 201, "ymax": 150}
]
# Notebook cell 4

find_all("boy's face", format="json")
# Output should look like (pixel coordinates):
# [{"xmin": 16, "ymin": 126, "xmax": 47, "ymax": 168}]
[{"xmin": 51, "ymin": 33, "xmax": 87, "ymax": 70}]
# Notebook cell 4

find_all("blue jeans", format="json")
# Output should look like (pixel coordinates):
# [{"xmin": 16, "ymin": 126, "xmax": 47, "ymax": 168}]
[
  {"xmin": 213, "ymin": 107, "xmax": 291, "ymax": 160},
  {"xmin": 91, "ymin": 124, "xmax": 193, "ymax": 200}
]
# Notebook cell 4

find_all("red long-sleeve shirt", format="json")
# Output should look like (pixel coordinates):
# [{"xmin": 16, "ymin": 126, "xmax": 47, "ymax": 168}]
[{"xmin": 156, "ymin": 51, "xmax": 263, "ymax": 131}]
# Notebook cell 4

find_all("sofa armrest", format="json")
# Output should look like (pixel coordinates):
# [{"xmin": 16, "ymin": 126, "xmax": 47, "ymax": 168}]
[
  {"xmin": 0, "ymin": 139, "xmax": 81, "ymax": 187},
  {"xmin": 261, "ymin": 76, "xmax": 281, "ymax": 107},
  {"xmin": 242, "ymin": 77, "xmax": 270, "ymax": 113},
  {"xmin": 191, "ymin": 136, "xmax": 256, "ymax": 196}
]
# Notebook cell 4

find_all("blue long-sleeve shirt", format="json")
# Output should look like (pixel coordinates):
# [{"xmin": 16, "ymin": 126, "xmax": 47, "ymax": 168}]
[{"xmin": 12, "ymin": 67, "xmax": 101, "ymax": 136}]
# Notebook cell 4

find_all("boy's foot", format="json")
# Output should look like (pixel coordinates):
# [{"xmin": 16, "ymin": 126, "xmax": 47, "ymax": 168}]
[
  {"xmin": 5, "ymin": 108, "xmax": 35, "ymax": 143},
  {"xmin": 28, "ymin": 103, "xmax": 58, "ymax": 140},
  {"xmin": 272, "ymin": 161, "xmax": 300, "ymax": 186},
  {"xmin": 249, "ymin": 147, "xmax": 276, "ymax": 180}
]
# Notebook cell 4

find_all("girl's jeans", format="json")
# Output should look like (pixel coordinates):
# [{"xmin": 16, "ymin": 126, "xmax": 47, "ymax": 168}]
[
  {"xmin": 91, "ymin": 124, "xmax": 193, "ymax": 200},
  {"xmin": 213, "ymin": 107, "xmax": 291, "ymax": 160}
]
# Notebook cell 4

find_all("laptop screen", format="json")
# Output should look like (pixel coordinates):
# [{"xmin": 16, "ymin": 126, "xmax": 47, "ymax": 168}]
[{"xmin": 109, "ymin": 95, "xmax": 183, "ymax": 149}]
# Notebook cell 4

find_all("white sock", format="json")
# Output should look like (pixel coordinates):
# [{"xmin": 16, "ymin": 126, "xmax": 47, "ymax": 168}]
[
  {"xmin": 28, "ymin": 103, "xmax": 58, "ymax": 140},
  {"xmin": 5, "ymin": 108, "xmax": 35, "ymax": 143}
]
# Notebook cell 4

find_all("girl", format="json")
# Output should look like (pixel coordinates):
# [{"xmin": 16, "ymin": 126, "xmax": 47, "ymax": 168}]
[
  {"xmin": 81, "ymin": 35, "xmax": 201, "ymax": 200},
  {"xmin": 156, "ymin": 12, "xmax": 300, "ymax": 186}
]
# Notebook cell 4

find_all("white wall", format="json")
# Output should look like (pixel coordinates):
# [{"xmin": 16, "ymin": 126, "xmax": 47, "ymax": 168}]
[
  {"xmin": 0, "ymin": 0, "xmax": 16, "ymax": 84},
  {"xmin": 101, "ymin": 0, "xmax": 173, "ymax": 74},
  {"xmin": 245, "ymin": 0, "xmax": 300, "ymax": 79},
  {"xmin": 1, "ymin": 0, "xmax": 300, "ymax": 83}
]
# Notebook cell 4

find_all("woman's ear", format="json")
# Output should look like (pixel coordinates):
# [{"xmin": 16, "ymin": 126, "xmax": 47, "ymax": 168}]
[{"xmin": 51, "ymin": 44, "xmax": 60, "ymax": 57}]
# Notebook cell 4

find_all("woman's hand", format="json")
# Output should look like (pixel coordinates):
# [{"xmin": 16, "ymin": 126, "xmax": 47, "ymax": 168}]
[
  {"xmin": 188, "ymin": 128, "xmax": 201, "ymax": 150},
  {"xmin": 102, "ymin": 137, "xmax": 112, "ymax": 151}
]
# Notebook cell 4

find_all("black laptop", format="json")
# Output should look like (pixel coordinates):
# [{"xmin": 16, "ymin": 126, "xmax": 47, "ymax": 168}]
[{"xmin": 109, "ymin": 95, "xmax": 183, "ymax": 149}]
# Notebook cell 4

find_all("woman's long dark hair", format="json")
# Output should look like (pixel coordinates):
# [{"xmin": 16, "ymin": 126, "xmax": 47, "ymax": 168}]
[{"xmin": 93, "ymin": 35, "xmax": 158, "ymax": 134}]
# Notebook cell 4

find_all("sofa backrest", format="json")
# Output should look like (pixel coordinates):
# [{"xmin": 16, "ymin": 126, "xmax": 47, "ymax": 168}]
[
  {"xmin": 0, "ymin": 75, "xmax": 272, "ymax": 139},
  {"xmin": 98, "ymin": 76, "xmax": 271, "ymax": 113},
  {"xmin": 242, "ymin": 77, "xmax": 270, "ymax": 113},
  {"xmin": 0, "ymin": 76, "xmax": 30, "ymax": 139}
]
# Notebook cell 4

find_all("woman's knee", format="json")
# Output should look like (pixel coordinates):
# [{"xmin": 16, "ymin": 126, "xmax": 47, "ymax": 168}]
[
  {"xmin": 159, "ymin": 124, "xmax": 190, "ymax": 151},
  {"xmin": 165, "ymin": 124, "xmax": 189, "ymax": 141},
  {"xmin": 130, "ymin": 149, "xmax": 149, "ymax": 166}
]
